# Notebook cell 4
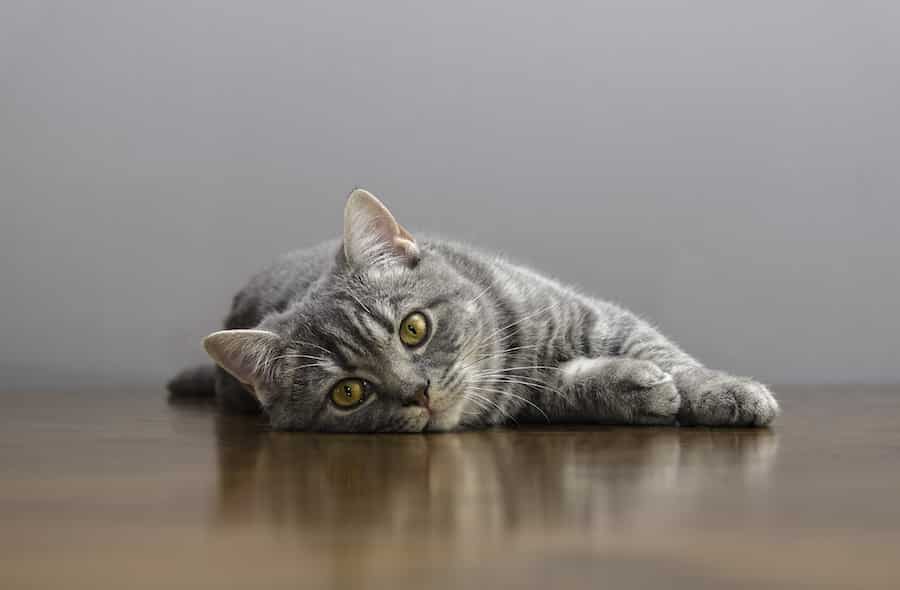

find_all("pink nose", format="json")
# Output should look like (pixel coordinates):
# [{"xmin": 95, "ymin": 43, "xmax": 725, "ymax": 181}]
[{"xmin": 412, "ymin": 382, "xmax": 430, "ymax": 410}]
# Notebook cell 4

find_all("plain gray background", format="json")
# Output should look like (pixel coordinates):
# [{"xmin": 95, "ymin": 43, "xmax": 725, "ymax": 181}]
[{"xmin": 2, "ymin": 1, "xmax": 898, "ymax": 391}]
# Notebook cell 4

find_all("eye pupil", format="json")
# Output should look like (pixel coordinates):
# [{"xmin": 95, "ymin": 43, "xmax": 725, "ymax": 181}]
[
  {"xmin": 332, "ymin": 379, "xmax": 366, "ymax": 408},
  {"xmin": 399, "ymin": 312, "xmax": 429, "ymax": 347}
]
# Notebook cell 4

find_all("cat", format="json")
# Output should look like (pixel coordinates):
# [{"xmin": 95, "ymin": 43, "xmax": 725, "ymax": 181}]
[{"xmin": 168, "ymin": 189, "xmax": 779, "ymax": 432}]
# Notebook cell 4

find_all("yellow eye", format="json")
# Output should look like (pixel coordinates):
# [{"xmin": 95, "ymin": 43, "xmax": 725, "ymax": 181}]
[
  {"xmin": 399, "ymin": 312, "xmax": 429, "ymax": 347},
  {"xmin": 331, "ymin": 378, "xmax": 366, "ymax": 408}
]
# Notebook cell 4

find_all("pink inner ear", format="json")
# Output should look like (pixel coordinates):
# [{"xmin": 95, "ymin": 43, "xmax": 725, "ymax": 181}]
[
  {"xmin": 343, "ymin": 189, "xmax": 419, "ymax": 266},
  {"xmin": 397, "ymin": 223, "xmax": 415, "ymax": 243},
  {"xmin": 203, "ymin": 329, "xmax": 281, "ymax": 390},
  {"xmin": 392, "ymin": 236, "xmax": 420, "ymax": 261},
  {"xmin": 369, "ymin": 211, "xmax": 401, "ymax": 243}
]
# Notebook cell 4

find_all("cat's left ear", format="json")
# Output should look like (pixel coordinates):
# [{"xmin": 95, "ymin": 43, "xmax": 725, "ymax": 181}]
[
  {"xmin": 203, "ymin": 329, "xmax": 282, "ymax": 404},
  {"xmin": 343, "ymin": 188, "xmax": 419, "ymax": 268}
]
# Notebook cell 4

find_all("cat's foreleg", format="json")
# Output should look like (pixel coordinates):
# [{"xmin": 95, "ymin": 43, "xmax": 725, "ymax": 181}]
[
  {"xmin": 555, "ymin": 356, "xmax": 681, "ymax": 425},
  {"xmin": 613, "ymin": 313, "xmax": 780, "ymax": 426}
]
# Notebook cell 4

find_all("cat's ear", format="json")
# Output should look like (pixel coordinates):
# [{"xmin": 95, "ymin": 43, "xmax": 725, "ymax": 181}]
[
  {"xmin": 203, "ymin": 329, "xmax": 282, "ymax": 403},
  {"xmin": 343, "ymin": 188, "xmax": 419, "ymax": 268}
]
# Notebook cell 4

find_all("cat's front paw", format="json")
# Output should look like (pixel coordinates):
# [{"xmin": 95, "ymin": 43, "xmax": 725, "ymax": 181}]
[
  {"xmin": 598, "ymin": 359, "xmax": 681, "ymax": 425},
  {"xmin": 675, "ymin": 368, "xmax": 779, "ymax": 427}
]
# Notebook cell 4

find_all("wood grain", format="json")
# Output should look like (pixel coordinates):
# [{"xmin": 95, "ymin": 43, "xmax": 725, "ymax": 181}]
[{"xmin": 1, "ymin": 386, "xmax": 898, "ymax": 589}]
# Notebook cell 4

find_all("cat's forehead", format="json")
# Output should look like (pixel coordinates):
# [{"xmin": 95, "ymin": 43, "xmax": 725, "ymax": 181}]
[
  {"xmin": 358, "ymin": 264, "xmax": 417, "ymax": 291},
  {"xmin": 347, "ymin": 264, "xmax": 442, "ymax": 308},
  {"xmin": 293, "ymin": 272, "xmax": 411, "ymax": 342}
]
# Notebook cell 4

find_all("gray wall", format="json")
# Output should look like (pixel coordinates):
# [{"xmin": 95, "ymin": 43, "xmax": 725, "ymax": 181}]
[{"xmin": 2, "ymin": 1, "xmax": 899, "ymax": 390}]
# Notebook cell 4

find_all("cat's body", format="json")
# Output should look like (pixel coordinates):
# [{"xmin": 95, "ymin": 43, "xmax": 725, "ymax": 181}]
[{"xmin": 169, "ymin": 190, "xmax": 778, "ymax": 431}]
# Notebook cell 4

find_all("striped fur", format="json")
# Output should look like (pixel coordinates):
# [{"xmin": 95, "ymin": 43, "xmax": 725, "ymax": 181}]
[{"xmin": 171, "ymin": 190, "xmax": 778, "ymax": 431}]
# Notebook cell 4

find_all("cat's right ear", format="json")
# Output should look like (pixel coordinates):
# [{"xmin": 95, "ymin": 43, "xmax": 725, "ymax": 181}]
[
  {"xmin": 342, "ymin": 188, "xmax": 419, "ymax": 269},
  {"xmin": 203, "ymin": 329, "xmax": 282, "ymax": 403}
]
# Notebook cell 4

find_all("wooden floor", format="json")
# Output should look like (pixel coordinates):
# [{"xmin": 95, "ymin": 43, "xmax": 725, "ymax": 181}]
[{"xmin": 1, "ymin": 386, "xmax": 898, "ymax": 589}]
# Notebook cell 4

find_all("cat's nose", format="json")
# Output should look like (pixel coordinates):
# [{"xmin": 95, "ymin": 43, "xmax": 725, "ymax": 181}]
[{"xmin": 405, "ymin": 380, "xmax": 430, "ymax": 409}]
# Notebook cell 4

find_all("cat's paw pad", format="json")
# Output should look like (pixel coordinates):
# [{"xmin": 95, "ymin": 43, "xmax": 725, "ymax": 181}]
[{"xmin": 678, "ymin": 373, "xmax": 779, "ymax": 426}]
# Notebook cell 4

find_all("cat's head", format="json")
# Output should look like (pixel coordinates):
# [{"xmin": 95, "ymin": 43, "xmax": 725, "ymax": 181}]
[{"xmin": 203, "ymin": 189, "xmax": 496, "ymax": 432}]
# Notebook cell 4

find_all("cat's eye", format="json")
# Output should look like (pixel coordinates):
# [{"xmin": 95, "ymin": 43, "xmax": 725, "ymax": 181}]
[
  {"xmin": 331, "ymin": 378, "xmax": 367, "ymax": 408},
  {"xmin": 399, "ymin": 312, "xmax": 429, "ymax": 347}
]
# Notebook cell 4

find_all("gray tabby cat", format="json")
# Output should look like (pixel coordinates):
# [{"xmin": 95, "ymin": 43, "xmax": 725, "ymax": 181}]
[{"xmin": 168, "ymin": 189, "xmax": 779, "ymax": 432}]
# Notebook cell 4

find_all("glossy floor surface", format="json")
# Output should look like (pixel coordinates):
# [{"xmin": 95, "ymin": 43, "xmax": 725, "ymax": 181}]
[{"xmin": 1, "ymin": 386, "xmax": 899, "ymax": 589}]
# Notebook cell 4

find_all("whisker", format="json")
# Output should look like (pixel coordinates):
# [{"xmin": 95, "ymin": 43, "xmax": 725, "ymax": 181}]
[
  {"xmin": 477, "ymin": 375, "xmax": 575, "ymax": 408},
  {"xmin": 477, "ymin": 301, "xmax": 561, "ymax": 350},
  {"xmin": 468, "ymin": 284, "xmax": 493, "ymax": 306},
  {"xmin": 462, "ymin": 344, "xmax": 540, "ymax": 364},
  {"xmin": 462, "ymin": 394, "xmax": 491, "ymax": 414},
  {"xmin": 454, "ymin": 301, "xmax": 561, "ymax": 369},
  {"xmin": 456, "ymin": 345, "xmax": 541, "ymax": 373},
  {"xmin": 464, "ymin": 390, "xmax": 517, "ymax": 424},
  {"xmin": 479, "ymin": 374, "xmax": 556, "ymax": 389},
  {"xmin": 468, "ymin": 385, "xmax": 549, "ymax": 423},
  {"xmin": 473, "ymin": 365, "xmax": 563, "ymax": 374},
  {"xmin": 453, "ymin": 329, "xmax": 493, "ymax": 368},
  {"xmin": 455, "ymin": 316, "xmax": 530, "ymax": 368}
]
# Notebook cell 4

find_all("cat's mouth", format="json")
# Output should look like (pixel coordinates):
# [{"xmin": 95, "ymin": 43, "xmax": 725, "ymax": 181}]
[
  {"xmin": 421, "ymin": 388, "xmax": 465, "ymax": 432},
  {"xmin": 425, "ymin": 388, "xmax": 454, "ymax": 415}
]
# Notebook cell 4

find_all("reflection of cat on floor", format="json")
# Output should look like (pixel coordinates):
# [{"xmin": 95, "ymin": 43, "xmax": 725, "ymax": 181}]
[{"xmin": 212, "ymin": 413, "xmax": 777, "ymax": 537}]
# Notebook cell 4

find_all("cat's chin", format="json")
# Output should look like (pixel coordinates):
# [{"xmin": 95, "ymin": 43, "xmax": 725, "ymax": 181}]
[
  {"xmin": 423, "ymin": 402, "xmax": 466, "ymax": 432},
  {"xmin": 424, "ymin": 418, "xmax": 459, "ymax": 432}
]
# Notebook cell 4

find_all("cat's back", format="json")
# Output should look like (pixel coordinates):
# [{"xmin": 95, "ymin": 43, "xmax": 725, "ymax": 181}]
[
  {"xmin": 225, "ymin": 235, "xmax": 592, "ymax": 330},
  {"xmin": 224, "ymin": 239, "xmax": 339, "ymax": 329},
  {"xmin": 423, "ymin": 237, "xmax": 581, "ymax": 299}
]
